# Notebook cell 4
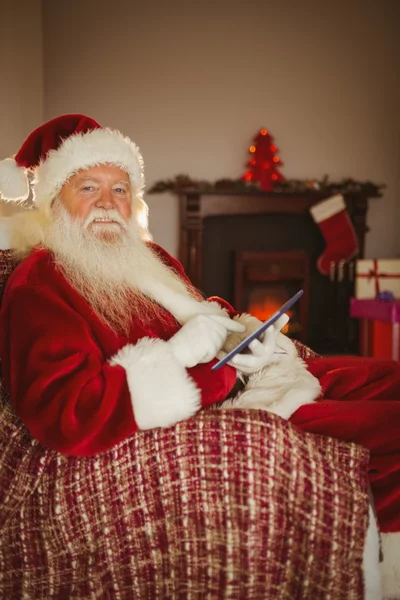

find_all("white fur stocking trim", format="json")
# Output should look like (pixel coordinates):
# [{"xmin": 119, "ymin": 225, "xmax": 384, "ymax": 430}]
[
  {"xmin": 309, "ymin": 194, "xmax": 346, "ymax": 223},
  {"xmin": 381, "ymin": 532, "xmax": 400, "ymax": 599},
  {"xmin": 110, "ymin": 337, "xmax": 201, "ymax": 430}
]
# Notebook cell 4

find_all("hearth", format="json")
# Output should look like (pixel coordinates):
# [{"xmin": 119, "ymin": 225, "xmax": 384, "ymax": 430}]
[
  {"xmin": 178, "ymin": 190, "xmax": 374, "ymax": 355},
  {"xmin": 234, "ymin": 251, "xmax": 310, "ymax": 341}
]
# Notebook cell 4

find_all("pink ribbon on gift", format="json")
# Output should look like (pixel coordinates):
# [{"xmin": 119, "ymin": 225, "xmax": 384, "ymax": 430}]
[{"xmin": 357, "ymin": 259, "xmax": 400, "ymax": 295}]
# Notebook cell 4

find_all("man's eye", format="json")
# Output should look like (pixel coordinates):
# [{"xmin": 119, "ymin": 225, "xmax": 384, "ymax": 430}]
[
  {"xmin": 82, "ymin": 186, "xmax": 95, "ymax": 192},
  {"xmin": 114, "ymin": 187, "xmax": 127, "ymax": 194}
]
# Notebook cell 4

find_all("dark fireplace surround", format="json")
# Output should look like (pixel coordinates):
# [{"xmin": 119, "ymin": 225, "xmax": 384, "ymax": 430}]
[{"xmin": 177, "ymin": 190, "xmax": 372, "ymax": 355}]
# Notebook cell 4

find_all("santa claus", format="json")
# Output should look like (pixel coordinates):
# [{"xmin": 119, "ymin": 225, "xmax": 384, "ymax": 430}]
[
  {"xmin": 0, "ymin": 113, "xmax": 322, "ymax": 454},
  {"xmin": 0, "ymin": 114, "xmax": 399, "ymax": 596}
]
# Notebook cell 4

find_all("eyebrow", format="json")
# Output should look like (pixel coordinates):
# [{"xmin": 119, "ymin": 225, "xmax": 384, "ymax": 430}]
[{"xmin": 77, "ymin": 176, "xmax": 130, "ymax": 185}]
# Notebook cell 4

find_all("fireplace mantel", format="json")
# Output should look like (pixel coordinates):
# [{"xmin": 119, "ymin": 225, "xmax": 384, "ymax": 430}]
[{"xmin": 178, "ymin": 189, "xmax": 371, "ymax": 289}]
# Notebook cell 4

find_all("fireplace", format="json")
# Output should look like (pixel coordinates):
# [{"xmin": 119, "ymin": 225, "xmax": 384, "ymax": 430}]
[
  {"xmin": 234, "ymin": 251, "xmax": 310, "ymax": 341},
  {"xmin": 178, "ymin": 190, "xmax": 373, "ymax": 355}
]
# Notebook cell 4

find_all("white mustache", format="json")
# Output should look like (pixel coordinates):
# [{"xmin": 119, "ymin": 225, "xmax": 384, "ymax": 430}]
[{"xmin": 83, "ymin": 208, "xmax": 127, "ymax": 230}]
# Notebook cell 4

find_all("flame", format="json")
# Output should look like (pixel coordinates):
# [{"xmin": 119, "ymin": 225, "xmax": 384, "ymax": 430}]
[
  {"xmin": 248, "ymin": 291, "xmax": 293, "ymax": 334},
  {"xmin": 249, "ymin": 298, "xmax": 293, "ymax": 333}
]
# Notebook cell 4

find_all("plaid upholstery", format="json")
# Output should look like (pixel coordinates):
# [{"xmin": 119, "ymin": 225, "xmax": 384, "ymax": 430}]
[
  {"xmin": 293, "ymin": 338, "xmax": 320, "ymax": 360},
  {"xmin": 0, "ymin": 249, "xmax": 16, "ymax": 301},
  {"xmin": 0, "ymin": 249, "xmax": 370, "ymax": 599}
]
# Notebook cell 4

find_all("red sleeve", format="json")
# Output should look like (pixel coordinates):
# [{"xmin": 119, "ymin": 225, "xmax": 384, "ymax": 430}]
[
  {"xmin": 0, "ymin": 276, "xmax": 237, "ymax": 456},
  {"xmin": 0, "ymin": 283, "xmax": 138, "ymax": 457},
  {"xmin": 0, "ymin": 246, "xmax": 238, "ymax": 457}
]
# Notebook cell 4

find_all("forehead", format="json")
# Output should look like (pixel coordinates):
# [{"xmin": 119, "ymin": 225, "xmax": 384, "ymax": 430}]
[{"xmin": 70, "ymin": 164, "xmax": 130, "ymax": 183}]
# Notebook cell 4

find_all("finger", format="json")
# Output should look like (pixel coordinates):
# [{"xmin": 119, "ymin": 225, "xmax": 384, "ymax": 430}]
[
  {"xmin": 204, "ymin": 319, "xmax": 227, "ymax": 338},
  {"xmin": 207, "ymin": 321, "xmax": 225, "ymax": 337},
  {"xmin": 213, "ymin": 330, "xmax": 228, "ymax": 349},
  {"xmin": 229, "ymin": 354, "xmax": 260, "ymax": 369},
  {"xmin": 247, "ymin": 339, "xmax": 265, "ymax": 357},
  {"xmin": 274, "ymin": 314, "xmax": 289, "ymax": 331},
  {"xmin": 208, "ymin": 332, "xmax": 225, "ymax": 354},
  {"xmin": 261, "ymin": 325, "xmax": 276, "ymax": 347},
  {"xmin": 199, "ymin": 354, "xmax": 213, "ymax": 364},
  {"xmin": 208, "ymin": 315, "xmax": 246, "ymax": 333},
  {"xmin": 201, "ymin": 344, "xmax": 220, "ymax": 362}
]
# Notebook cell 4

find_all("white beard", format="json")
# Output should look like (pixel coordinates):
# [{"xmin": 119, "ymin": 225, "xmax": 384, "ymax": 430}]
[{"xmin": 43, "ymin": 201, "xmax": 221, "ymax": 334}]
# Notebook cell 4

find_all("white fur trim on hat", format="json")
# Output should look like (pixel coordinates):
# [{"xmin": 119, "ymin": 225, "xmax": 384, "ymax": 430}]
[
  {"xmin": 33, "ymin": 128, "xmax": 145, "ymax": 209},
  {"xmin": 0, "ymin": 158, "xmax": 30, "ymax": 201},
  {"xmin": 110, "ymin": 337, "xmax": 201, "ymax": 430}
]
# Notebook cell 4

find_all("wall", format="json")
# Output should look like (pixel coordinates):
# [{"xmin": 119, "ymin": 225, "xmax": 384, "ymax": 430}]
[
  {"xmin": 0, "ymin": 0, "xmax": 44, "ymax": 221},
  {"xmin": 43, "ymin": 0, "xmax": 400, "ymax": 258}
]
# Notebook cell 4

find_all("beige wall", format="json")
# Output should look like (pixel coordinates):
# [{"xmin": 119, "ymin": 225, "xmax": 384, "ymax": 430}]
[
  {"xmin": 40, "ymin": 0, "xmax": 400, "ymax": 258},
  {"xmin": 0, "ymin": 1, "xmax": 44, "ymax": 218}
]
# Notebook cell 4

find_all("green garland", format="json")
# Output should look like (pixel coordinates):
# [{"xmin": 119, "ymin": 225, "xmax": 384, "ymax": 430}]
[{"xmin": 148, "ymin": 174, "xmax": 384, "ymax": 196}]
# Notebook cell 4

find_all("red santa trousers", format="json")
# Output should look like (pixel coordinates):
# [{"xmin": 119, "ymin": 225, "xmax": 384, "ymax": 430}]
[{"xmin": 290, "ymin": 356, "xmax": 400, "ymax": 534}]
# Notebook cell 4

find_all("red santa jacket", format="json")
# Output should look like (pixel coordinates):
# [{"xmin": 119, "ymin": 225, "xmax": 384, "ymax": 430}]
[{"xmin": 0, "ymin": 244, "xmax": 237, "ymax": 456}]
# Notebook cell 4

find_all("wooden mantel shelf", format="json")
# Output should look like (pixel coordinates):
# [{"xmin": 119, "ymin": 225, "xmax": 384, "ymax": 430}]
[{"xmin": 178, "ymin": 189, "xmax": 372, "ymax": 289}]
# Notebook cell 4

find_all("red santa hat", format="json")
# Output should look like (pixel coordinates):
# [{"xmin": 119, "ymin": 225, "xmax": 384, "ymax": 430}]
[{"xmin": 0, "ymin": 113, "xmax": 147, "ymax": 224}]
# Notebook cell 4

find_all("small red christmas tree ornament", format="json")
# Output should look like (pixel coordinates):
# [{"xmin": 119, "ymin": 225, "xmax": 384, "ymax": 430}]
[{"xmin": 242, "ymin": 128, "xmax": 284, "ymax": 191}]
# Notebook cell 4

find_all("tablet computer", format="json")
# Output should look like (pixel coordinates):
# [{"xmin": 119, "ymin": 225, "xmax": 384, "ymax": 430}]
[{"xmin": 211, "ymin": 289, "xmax": 304, "ymax": 371}]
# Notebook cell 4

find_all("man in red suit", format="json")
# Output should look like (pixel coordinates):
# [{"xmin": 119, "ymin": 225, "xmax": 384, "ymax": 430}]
[
  {"xmin": 0, "ymin": 115, "xmax": 399, "ymax": 594},
  {"xmin": 1, "ymin": 114, "xmax": 301, "ymax": 458}
]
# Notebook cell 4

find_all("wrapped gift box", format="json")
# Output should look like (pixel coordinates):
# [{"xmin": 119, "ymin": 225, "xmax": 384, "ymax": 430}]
[
  {"xmin": 355, "ymin": 259, "xmax": 400, "ymax": 299},
  {"xmin": 350, "ymin": 298, "xmax": 400, "ymax": 361}
]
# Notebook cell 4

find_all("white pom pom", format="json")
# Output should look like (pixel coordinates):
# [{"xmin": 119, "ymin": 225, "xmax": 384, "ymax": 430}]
[{"xmin": 0, "ymin": 158, "xmax": 30, "ymax": 201}]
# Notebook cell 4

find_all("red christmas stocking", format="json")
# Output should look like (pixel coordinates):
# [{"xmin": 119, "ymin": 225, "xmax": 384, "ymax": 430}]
[{"xmin": 309, "ymin": 194, "xmax": 359, "ymax": 275}]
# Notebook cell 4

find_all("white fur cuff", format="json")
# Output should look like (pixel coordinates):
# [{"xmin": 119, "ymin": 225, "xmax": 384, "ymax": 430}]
[{"xmin": 110, "ymin": 337, "xmax": 201, "ymax": 430}]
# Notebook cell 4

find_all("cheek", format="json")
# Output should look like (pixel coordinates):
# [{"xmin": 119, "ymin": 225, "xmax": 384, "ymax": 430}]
[
  {"xmin": 58, "ymin": 194, "xmax": 80, "ymax": 220},
  {"xmin": 73, "ymin": 197, "xmax": 97, "ymax": 221},
  {"xmin": 118, "ymin": 200, "xmax": 132, "ymax": 221}
]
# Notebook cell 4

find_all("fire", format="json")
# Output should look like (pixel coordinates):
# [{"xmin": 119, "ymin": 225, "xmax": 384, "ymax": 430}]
[{"xmin": 248, "ymin": 294, "xmax": 292, "ymax": 334}]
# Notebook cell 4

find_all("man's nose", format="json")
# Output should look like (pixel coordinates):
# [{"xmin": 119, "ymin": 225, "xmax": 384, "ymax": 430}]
[{"xmin": 95, "ymin": 188, "xmax": 115, "ymax": 209}]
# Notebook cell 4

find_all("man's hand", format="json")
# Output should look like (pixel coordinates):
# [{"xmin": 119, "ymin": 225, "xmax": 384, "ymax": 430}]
[
  {"xmin": 227, "ymin": 314, "xmax": 289, "ymax": 375},
  {"xmin": 169, "ymin": 314, "xmax": 246, "ymax": 369}
]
